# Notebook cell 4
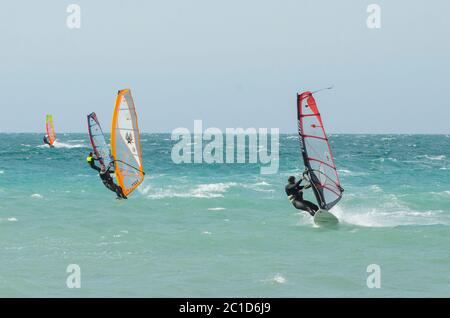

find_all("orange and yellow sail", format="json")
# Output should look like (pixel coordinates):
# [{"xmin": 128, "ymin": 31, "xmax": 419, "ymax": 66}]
[{"xmin": 110, "ymin": 89, "xmax": 145, "ymax": 196}]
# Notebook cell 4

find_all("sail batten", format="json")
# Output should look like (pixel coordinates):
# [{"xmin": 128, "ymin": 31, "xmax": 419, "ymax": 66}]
[
  {"xmin": 110, "ymin": 89, "xmax": 144, "ymax": 196},
  {"xmin": 297, "ymin": 91, "xmax": 343, "ymax": 210}
]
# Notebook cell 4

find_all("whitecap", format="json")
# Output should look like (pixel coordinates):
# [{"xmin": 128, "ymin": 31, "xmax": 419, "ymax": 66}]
[
  {"xmin": 208, "ymin": 207, "xmax": 226, "ymax": 211},
  {"xmin": 147, "ymin": 182, "xmax": 237, "ymax": 199},
  {"xmin": 52, "ymin": 141, "xmax": 87, "ymax": 149},
  {"xmin": 202, "ymin": 231, "xmax": 212, "ymax": 235},
  {"xmin": 31, "ymin": 194, "xmax": 43, "ymax": 199},
  {"xmin": 333, "ymin": 205, "xmax": 449, "ymax": 227},
  {"xmin": 262, "ymin": 273, "xmax": 286, "ymax": 284},
  {"xmin": 424, "ymin": 155, "xmax": 445, "ymax": 161}
]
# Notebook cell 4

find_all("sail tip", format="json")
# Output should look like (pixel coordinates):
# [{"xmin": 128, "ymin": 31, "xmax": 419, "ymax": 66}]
[{"xmin": 117, "ymin": 88, "xmax": 131, "ymax": 95}]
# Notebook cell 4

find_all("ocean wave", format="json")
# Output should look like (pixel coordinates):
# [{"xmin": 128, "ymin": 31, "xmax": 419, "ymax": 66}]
[
  {"xmin": 207, "ymin": 207, "xmax": 226, "ymax": 211},
  {"xmin": 424, "ymin": 155, "xmax": 446, "ymax": 161},
  {"xmin": 0, "ymin": 217, "xmax": 18, "ymax": 223},
  {"xmin": 53, "ymin": 141, "xmax": 87, "ymax": 149},
  {"xmin": 0, "ymin": 170, "xmax": 4, "ymax": 174},
  {"xmin": 338, "ymin": 169, "xmax": 367, "ymax": 177},
  {"xmin": 430, "ymin": 191, "xmax": 450, "ymax": 197},
  {"xmin": 332, "ymin": 206, "xmax": 449, "ymax": 227},
  {"xmin": 37, "ymin": 142, "xmax": 87, "ymax": 149},
  {"xmin": 262, "ymin": 273, "xmax": 286, "ymax": 284},
  {"xmin": 146, "ymin": 182, "xmax": 237, "ymax": 199},
  {"xmin": 30, "ymin": 193, "xmax": 43, "ymax": 199}
]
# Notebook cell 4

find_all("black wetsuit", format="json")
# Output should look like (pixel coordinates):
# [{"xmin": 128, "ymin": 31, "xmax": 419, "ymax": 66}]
[
  {"xmin": 99, "ymin": 167, "xmax": 127, "ymax": 199},
  {"xmin": 43, "ymin": 136, "xmax": 52, "ymax": 147},
  {"xmin": 285, "ymin": 179, "xmax": 318, "ymax": 216},
  {"xmin": 87, "ymin": 156, "xmax": 101, "ymax": 172}
]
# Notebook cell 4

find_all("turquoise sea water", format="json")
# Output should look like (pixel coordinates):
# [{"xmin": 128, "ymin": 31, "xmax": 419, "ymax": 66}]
[{"xmin": 0, "ymin": 133, "xmax": 449, "ymax": 297}]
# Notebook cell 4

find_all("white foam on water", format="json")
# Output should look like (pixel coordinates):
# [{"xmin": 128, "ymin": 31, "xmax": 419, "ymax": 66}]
[
  {"xmin": 31, "ymin": 193, "xmax": 43, "ymax": 199},
  {"xmin": 262, "ymin": 273, "xmax": 287, "ymax": 284},
  {"xmin": 254, "ymin": 181, "xmax": 270, "ymax": 186},
  {"xmin": 430, "ymin": 191, "xmax": 450, "ymax": 197},
  {"xmin": 202, "ymin": 231, "xmax": 212, "ymax": 235},
  {"xmin": 241, "ymin": 181, "xmax": 274, "ymax": 193},
  {"xmin": 0, "ymin": 171, "xmax": 4, "ymax": 174},
  {"xmin": 338, "ymin": 169, "xmax": 368, "ymax": 177},
  {"xmin": 424, "ymin": 155, "xmax": 446, "ymax": 161},
  {"xmin": 37, "ymin": 141, "xmax": 86, "ymax": 149},
  {"xmin": 0, "ymin": 217, "xmax": 18, "ymax": 223},
  {"xmin": 208, "ymin": 207, "xmax": 226, "ymax": 211},
  {"xmin": 332, "ymin": 205, "xmax": 449, "ymax": 227},
  {"xmin": 53, "ymin": 141, "xmax": 86, "ymax": 149},
  {"xmin": 146, "ymin": 182, "xmax": 237, "ymax": 199}
]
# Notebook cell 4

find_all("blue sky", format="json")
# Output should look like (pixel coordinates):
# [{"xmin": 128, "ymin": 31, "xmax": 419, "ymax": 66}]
[{"xmin": 0, "ymin": 0, "xmax": 449, "ymax": 133}]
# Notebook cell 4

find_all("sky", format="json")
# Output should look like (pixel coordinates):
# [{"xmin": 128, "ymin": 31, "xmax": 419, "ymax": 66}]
[{"xmin": 0, "ymin": 0, "xmax": 449, "ymax": 133}]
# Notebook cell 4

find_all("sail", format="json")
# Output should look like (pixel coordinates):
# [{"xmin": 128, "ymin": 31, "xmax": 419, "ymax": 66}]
[
  {"xmin": 297, "ymin": 91, "xmax": 343, "ymax": 210},
  {"xmin": 110, "ymin": 89, "xmax": 145, "ymax": 196},
  {"xmin": 87, "ymin": 112, "xmax": 113, "ymax": 169},
  {"xmin": 45, "ymin": 114, "xmax": 56, "ymax": 145}
]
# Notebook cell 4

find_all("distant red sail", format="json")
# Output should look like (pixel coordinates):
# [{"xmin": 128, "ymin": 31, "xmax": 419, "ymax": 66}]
[
  {"xmin": 297, "ymin": 91, "xmax": 343, "ymax": 210},
  {"xmin": 45, "ymin": 114, "xmax": 56, "ymax": 145}
]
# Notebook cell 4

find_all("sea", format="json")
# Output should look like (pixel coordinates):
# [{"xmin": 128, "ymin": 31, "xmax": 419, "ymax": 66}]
[{"xmin": 0, "ymin": 133, "xmax": 449, "ymax": 297}]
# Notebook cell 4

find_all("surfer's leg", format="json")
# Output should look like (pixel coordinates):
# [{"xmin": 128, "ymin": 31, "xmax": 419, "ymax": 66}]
[
  {"xmin": 304, "ymin": 200, "xmax": 319, "ymax": 213},
  {"xmin": 90, "ymin": 164, "xmax": 101, "ymax": 172},
  {"xmin": 115, "ymin": 185, "xmax": 127, "ymax": 199},
  {"xmin": 102, "ymin": 181, "xmax": 117, "ymax": 194},
  {"xmin": 292, "ymin": 200, "xmax": 315, "ymax": 216}
]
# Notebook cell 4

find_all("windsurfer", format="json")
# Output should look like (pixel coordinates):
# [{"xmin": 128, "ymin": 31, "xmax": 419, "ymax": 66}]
[
  {"xmin": 86, "ymin": 152, "xmax": 101, "ymax": 172},
  {"xmin": 285, "ymin": 173, "xmax": 318, "ymax": 216},
  {"xmin": 99, "ymin": 165, "xmax": 127, "ymax": 200},
  {"xmin": 43, "ymin": 135, "xmax": 53, "ymax": 147}
]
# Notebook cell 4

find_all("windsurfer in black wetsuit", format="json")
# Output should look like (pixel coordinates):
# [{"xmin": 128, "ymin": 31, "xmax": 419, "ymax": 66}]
[
  {"xmin": 43, "ymin": 135, "xmax": 53, "ymax": 147},
  {"xmin": 86, "ymin": 152, "xmax": 101, "ymax": 172},
  {"xmin": 285, "ymin": 171, "xmax": 318, "ymax": 216},
  {"xmin": 99, "ymin": 165, "xmax": 127, "ymax": 199}
]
